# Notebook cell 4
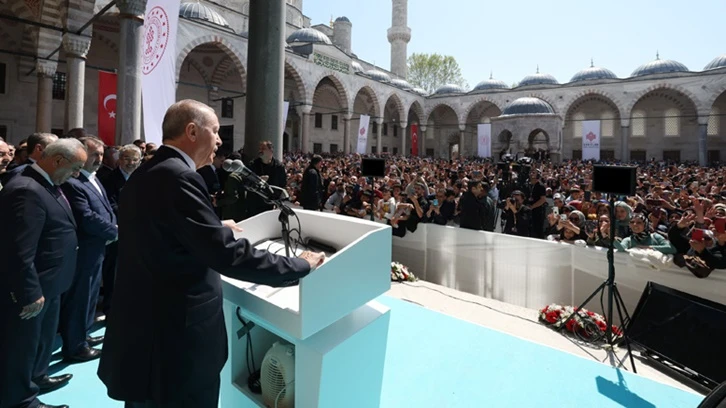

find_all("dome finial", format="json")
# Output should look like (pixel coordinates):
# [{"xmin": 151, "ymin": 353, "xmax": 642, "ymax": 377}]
[
  {"xmin": 590, "ymin": 58, "xmax": 594, "ymax": 68},
  {"xmin": 536, "ymin": 65, "xmax": 539, "ymax": 74},
  {"xmin": 490, "ymin": 71, "xmax": 493, "ymax": 80},
  {"xmin": 330, "ymin": 15, "xmax": 334, "ymax": 27},
  {"xmin": 656, "ymin": 50, "xmax": 660, "ymax": 60}
]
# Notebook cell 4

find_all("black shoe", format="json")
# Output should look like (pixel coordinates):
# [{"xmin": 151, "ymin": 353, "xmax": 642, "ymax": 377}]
[
  {"xmin": 38, "ymin": 403, "xmax": 69, "ymax": 408},
  {"xmin": 86, "ymin": 335, "xmax": 104, "ymax": 347},
  {"xmin": 33, "ymin": 374, "xmax": 73, "ymax": 392},
  {"xmin": 64, "ymin": 346, "xmax": 101, "ymax": 363}
]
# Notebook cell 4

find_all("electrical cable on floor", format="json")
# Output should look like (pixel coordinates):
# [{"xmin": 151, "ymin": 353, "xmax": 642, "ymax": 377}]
[{"xmin": 398, "ymin": 282, "xmax": 619, "ymax": 365}]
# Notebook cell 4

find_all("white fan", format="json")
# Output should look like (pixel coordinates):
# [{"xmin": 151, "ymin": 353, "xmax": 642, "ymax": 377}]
[{"xmin": 261, "ymin": 341, "xmax": 296, "ymax": 408}]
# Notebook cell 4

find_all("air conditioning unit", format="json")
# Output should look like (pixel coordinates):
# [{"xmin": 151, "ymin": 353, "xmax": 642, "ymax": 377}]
[{"xmin": 261, "ymin": 342, "xmax": 295, "ymax": 408}]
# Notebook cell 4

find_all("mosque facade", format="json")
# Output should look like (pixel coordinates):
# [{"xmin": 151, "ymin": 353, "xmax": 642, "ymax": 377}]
[{"xmin": 0, "ymin": 0, "xmax": 725, "ymax": 164}]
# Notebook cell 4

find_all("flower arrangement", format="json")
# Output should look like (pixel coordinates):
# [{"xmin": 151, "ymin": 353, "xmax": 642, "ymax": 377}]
[
  {"xmin": 391, "ymin": 262, "xmax": 417, "ymax": 282},
  {"xmin": 539, "ymin": 304, "xmax": 622, "ymax": 342}
]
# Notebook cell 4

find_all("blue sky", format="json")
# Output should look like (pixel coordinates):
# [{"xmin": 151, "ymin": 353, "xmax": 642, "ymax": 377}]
[{"xmin": 304, "ymin": 0, "xmax": 726, "ymax": 88}]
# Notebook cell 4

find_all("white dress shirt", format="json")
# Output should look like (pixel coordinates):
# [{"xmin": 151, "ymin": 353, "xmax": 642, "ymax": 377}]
[
  {"xmin": 164, "ymin": 145, "xmax": 196, "ymax": 170},
  {"xmin": 81, "ymin": 169, "xmax": 104, "ymax": 196}
]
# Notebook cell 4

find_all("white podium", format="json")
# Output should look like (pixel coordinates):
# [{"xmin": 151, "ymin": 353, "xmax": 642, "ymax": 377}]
[{"xmin": 219, "ymin": 209, "xmax": 392, "ymax": 408}]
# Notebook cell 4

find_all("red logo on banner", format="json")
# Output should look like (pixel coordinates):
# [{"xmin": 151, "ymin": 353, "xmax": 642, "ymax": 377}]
[
  {"xmin": 98, "ymin": 71, "xmax": 117, "ymax": 146},
  {"xmin": 142, "ymin": 6, "xmax": 170, "ymax": 75},
  {"xmin": 586, "ymin": 131, "xmax": 597, "ymax": 142},
  {"xmin": 359, "ymin": 127, "xmax": 366, "ymax": 136},
  {"xmin": 410, "ymin": 124, "xmax": 419, "ymax": 156}
]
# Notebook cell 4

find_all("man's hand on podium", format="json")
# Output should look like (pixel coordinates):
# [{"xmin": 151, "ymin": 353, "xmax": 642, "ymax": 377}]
[
  {"xmin": 300, "ymin": 251, "xmax": 326, "ymax": 271},
  {"xmin": 222, "ymin": 219, "xmax": 243, "ymax": 232}
]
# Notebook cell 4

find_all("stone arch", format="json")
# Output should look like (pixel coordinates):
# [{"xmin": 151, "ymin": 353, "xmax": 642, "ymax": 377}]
[
  {"xmin": 313, "ymin": 82, "xmax": 344, "ymax": 111},
  {"xmin": 92, "ymin": 31, "xmax": 118, "ymax": 53},
  {"xmin": 351, "ymin": 84, "xmax": 382, "ymax": 118},
  {"xmin": 526, "ymin": 92, "xmax": 559, "ymax": 116},
  {"xmin": 424, "ymin": 102, "xmax": 460, "ymax": 125},
  {"xmin": 461, "ymin": 96, "xmax": 503, "ymax": 124},
  {"xmin": 561, "ymin": 89, "xmax": 624, "ymax": 120},
  {"xmin": 383, "ymin": 92, "xmax": 406, "ymax": 124},
  {"xmin": 407, "ymin": 100, "xmax": 424, "ymax": 124},
  {"xmin": 175, "ymin": 35, "xmax": 246, "ymax": 84},
  {"xmin": 527, "ymin": 128, "xmax": 550, "ymax": 151},
  {"xmin": 208, "ymin": 56, "xmax": 240, "ymax": 101},
  {"xmin": 60, "ymin": 0, "xmax": 96, "ymax": 33},
  {"xmin": 183, "ymin": 58, "xmax": 211, "ymax": 85},
  {"xmin": 624, "ymin": 83, "xmax": 701, "ymax": 119},
  {"xmin": 705, "ymin": 84, "xmax": 726, "ymax": 111},
  {"xmin": 11, "ymin": 0, "xmax": 40, "ymax": 20},
  {"xmin": 308, "ymin": 72, "xmax": 350, "ymax": 111},
  {"xmin": 38, "ymin": 0, "xmax": 63, "ymax": 28},
  {"xmin": 284, "ymin": 58, "xmax": 307, "ymax": 104}
]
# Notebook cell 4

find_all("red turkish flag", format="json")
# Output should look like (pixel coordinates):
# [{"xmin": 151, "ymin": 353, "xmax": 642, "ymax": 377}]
[
  {"xmin": 98, "ymin": 71, "xmax": 117, "ymax": 146},
  {"xmin": 410, "ymin": 124, "xmax": 419, "ymax": 156}
]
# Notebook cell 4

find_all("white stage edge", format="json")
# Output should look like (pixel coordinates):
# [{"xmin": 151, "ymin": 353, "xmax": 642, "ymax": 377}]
[{"xmin": 219, "ymin": 210, "xmax": 392, "ymax": 408}]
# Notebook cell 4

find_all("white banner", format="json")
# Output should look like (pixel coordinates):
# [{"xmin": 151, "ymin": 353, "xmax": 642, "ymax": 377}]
[
  {"xmin": 282, "ymin": 101, "xmax": 289, "ymax": 131},
  {"xmin": 141, "ymin": 0, "xmax": 181, "ymax": 145},
  {"xmin": 582, "ymin": 120, "xmax": 601, "ymax": 161},
  {"xmin": 357, "ymin": 115, "xmax": 370, "ymax": 154},
  {"xmin": 477, "ymin": 124, "xmax": 491, "ymax": 158}
]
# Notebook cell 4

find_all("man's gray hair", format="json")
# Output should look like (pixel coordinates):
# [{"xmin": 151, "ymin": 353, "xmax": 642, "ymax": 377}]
[
  {"xmin": 118, "ymin": 144, "xmax": 142, "ymax": 157},
  {"xmin": 42, "ymin": 138, "xmax": 86, "ymax": 160}
]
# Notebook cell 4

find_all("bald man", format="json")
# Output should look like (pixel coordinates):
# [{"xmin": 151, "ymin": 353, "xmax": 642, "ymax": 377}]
[{"xmin": 98, "ymin": 99, "xmax": 325, "ymax": 407}]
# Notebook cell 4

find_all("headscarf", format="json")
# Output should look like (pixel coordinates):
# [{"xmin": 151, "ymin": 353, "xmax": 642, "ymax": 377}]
[{"xmin": 630, "ymin": 213, "xmax": 651, "ymax": 243}]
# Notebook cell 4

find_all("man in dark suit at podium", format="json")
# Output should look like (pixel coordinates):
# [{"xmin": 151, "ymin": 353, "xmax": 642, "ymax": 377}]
[
  {"xmin": 59, "ymin": 136, "xmax": 118, "ymax": 363},
  {"xmin": 97, "ymin": 99, "xmax": 325, "ymax": 408},
  {"xmin": 0, "ymin": 138, "xmax": 88, "ymax": 408}
]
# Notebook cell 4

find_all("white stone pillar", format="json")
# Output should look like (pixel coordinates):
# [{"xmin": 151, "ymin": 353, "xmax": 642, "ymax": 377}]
[
  {"xmin": 400, "ymin": 122, "xmax": 407, "ymax": 156},
  {"xmin": 419, "ymin": 125, "xmax": 427, "ymax": 156},
  {"xmin": 458, "ymin": 124, "xmax": 466, "ymax": 158},
  {"xmin": 62, "ymin": 33, "xmax": 92, "ymax": 132},
  {"xmin": 298, "ymin": 106, "xmax": 312, "ymax": 154},
  {"xmin": 343, "ymin": 112, "xmax": 352, "ymax": 154},
  {"xmin": 698, "ymin": 119, "xmax": 708, "ymax": 166},
  {"xmin": 620, "ymin": 125, "xmax": 630, "ymax": 162},
  {"xmin": 35, "ymin": 60, "xmax": 57, "ymax": 133},
  {"xmin": 116, "ymin": 0, "xmax": 147, "ymax": 145},
  {"xmin": 374, "ymin": 118, "xmax": 383, "ymax": 155}
]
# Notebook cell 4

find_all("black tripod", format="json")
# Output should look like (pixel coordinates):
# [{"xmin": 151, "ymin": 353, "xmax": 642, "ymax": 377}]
[{"xmin": 559, "ymin": 194, "xmax": 637, "ymax": 373}]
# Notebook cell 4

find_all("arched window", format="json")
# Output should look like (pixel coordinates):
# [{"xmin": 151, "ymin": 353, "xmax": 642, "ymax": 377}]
[
  {"xmin": 664, "ymin": 108, "xmax": 680, "ymax": 136},
  {"xmin": 572, "ymin": 112, "xmax": 585, "ymax": 138},
  {"xmin": 601, "ymin": 111, "xmax": 614, "ymax": 137},
  {"xmin": 708, "ymin": 107, "xmax": 720, "ymax": 136},
  {"xmin": 632, "ymin": 110, "xmax": 646, "ymax": 137}
]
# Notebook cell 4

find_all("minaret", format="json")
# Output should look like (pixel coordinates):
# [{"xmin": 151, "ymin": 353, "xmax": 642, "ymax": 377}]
[{"xmin": 387, "ymin": 0, "xmax": 411, "ymax": 79}]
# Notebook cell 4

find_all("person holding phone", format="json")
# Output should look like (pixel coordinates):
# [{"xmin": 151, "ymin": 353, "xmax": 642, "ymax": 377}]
[{"xmin": 614, "ymin": 213, "xmax": 676, "ymax": 254}]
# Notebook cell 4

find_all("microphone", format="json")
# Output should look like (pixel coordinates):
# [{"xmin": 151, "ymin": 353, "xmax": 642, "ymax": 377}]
[{"xmin": 223, "ymin": 159, "xmax": 277, "ymax": 199}]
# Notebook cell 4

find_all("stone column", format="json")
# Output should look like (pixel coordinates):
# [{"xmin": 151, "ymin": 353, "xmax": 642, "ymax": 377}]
[
  {"xmin": 620, "ymin": 125, "xmax": 630, "ymax": 162},
  {"xmin": 244, "ymin": 0, "xmax": 286, "ymax": 162},
  {"xmin": 419, "ymin": 125, "xmax": 426, "ymax": 156},
  {"xmin": 399, "ymin": 122, "xmax": 407, "ymax": 156},
  {"xmin": 35, "ymin": 60, "xmax": 57, "ymax": 133},
  {"xmin": 116, "ymin": 0, "xmax": 147, "ymax": 145},
  {"xmin": 698, "ymin": 121, "xmax": 708, "ymax": 167},
  {"xmin": 343, "ymin": 113, "xmax": 352, "ymax": 154},
  {"xmin": 298, "ymin": 106, "xmax": 311, "ymax": 154},
  {"xmin": 62, "ymin": 33, "xmax": 92, "ymax": 132},
  {"xmin": 458, "ymin": 124, "xmax": 466, "ymax": 158},
  {"xmin": 374, "ymin": 118, "xmax": 383, "ymax": 155}
]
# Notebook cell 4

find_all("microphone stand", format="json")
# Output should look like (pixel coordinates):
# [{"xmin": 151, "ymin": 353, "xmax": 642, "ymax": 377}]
[{"xmin": 245, "ymin": 184, "xmax": 296, "ymax": 258}]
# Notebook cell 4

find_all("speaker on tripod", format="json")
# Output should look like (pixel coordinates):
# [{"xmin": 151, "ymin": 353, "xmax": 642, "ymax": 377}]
[{"xmin": 559, "ymin": 165, "xmax": 638, "ymax": 371}]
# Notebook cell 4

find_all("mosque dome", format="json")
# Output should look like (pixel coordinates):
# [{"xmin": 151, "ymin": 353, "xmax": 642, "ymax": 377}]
[
  {"xmin": 286, "ymin": 28, "xmax": 332, "ymax": 45},
  {"xmin": 390, "ymin": 78, "xmax": 413, "ymax": 90},
  {"xmin": 704, "ymin": 54, "xmax": 726, "ymax": 71},
  {"xmin": 518, "ymin": 68, "xmax": 559, "ymax": 87},
  {"xmin": 473, "ymin": 74, "xmax": 509, "ymax": 91},
  {"xmin": 412, "ymin": 87, "xmax": 428, "ymax": 96},
  {"xmin": 364, "ymin": 69, "xmax": 391, "ymax": 82},
  {"xmin": 570, "ymin": 60, "xmax": 618, "ymax": 82},
  {"xmin": 501, "ymin": 97, "xmax": 554, "ymax": 116},
  {"xmin": 179, "ymin": 2, "xmax": 230, "ymax": 28},
  {"xmin": 433, "ymin": 84, "xmax": 467, "ymax": 95},
  {"xmin": 631, "ymin": 53, "xmax": 689, "ymax": 77},
  {"xmin": 335, "ymin": 16, "xmax": 351, "ymax": 23},
  {"xmin": 351, "ymin": 61, "xmax": 363, "ymax": 73}
]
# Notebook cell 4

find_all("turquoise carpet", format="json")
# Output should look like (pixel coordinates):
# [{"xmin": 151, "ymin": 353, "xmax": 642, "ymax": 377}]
[{"xmin": 40, "ymin": 296, "xmax": 702, "ymax": 408}]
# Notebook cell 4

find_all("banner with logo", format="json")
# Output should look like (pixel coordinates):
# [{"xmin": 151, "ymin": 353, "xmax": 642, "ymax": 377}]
[
  {"xmin": 410, "ymin": 123, "xmax": 419, "ymax": 156},
  {"xmin": 357, "ymin": 115, "xmax": 370, "ymax": 154},
  {"xmin": 98, "ymin": 71, "xmax": 117, "ymax": 146},
  {"xmin": 477, "ymin": 124, "xmax": 491, "ymax": 158},
  {"xmin": 282, "ymin": 101, "xmax": 289, "ymax": 131},
  {"xmin": 141, "ymin": 0, "xmax": 181, "ymax": 145},
  {"xmin": 582, "ymin": 120, "xmax": 601, "ymax": 161}
]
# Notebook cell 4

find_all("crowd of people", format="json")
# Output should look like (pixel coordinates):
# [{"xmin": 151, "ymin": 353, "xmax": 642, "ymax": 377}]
[{"xmin": 0, "ymin": 102, "xmax": 723, "ymax": 407}]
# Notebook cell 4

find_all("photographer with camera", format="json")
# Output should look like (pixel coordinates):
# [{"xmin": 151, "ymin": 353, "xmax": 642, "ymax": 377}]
[{"xmin": 502, "ymin": 191, "xmax": 532, "ymax": 237}]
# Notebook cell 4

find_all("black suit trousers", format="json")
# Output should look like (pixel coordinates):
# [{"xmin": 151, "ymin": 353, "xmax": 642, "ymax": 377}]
[
  {"xmin": 123, "ymin": 375, "xmax": 220, "ymax": 408},
  {"xmin": 0, "ymin": 296, "xmax": 60, "ymax": 408}
]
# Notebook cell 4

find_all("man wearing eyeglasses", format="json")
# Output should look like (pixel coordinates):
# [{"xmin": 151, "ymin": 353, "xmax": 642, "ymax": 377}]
[{"xmin": 0, "ymin": 138, "xmax": 88, "ymax": 408}]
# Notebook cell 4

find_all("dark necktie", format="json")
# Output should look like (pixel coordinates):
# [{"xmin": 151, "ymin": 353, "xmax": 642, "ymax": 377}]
[{"xmin": 56, "ymin": 186, "xmax": 70, "ymax": 208}]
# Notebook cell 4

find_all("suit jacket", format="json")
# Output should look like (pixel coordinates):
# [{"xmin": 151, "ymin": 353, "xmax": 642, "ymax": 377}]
[
  {"xmin": 0, "ymin": 166, "xmax": 78, "ymax": 307},
  {"xmin": 0, "ymin": 158, "xmax": 32, "ymax": 185},
  {"xmin": 96, "ymin": 164, "xmax": 114, "ymax": 181},
  {"xmin": 100, "ymin": 167, "xmax": 127, "ymax": 216},
  {"xmin": 246, "ymin": 157, "xmax": 287, "ymax": 217},
  {"xmin": 61, "ymin": 174, "xmax": 117, "ymax": 274},
  {"xmin": 197, "ymin": 164, "xmax": 221, "ymax": 195},
  {"xmin": 97, "ymin": 146, "xmax": 311, "ymax": 403}
]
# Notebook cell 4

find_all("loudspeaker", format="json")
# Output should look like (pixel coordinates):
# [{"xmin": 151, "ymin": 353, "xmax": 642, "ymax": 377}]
[
  {"xmin": 592, "ymin": 165, "xmax": 637, "ymax": 196},
  {"xmin": 360, "ymin": 158, "xmax": 385, "ymax": 178}
]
